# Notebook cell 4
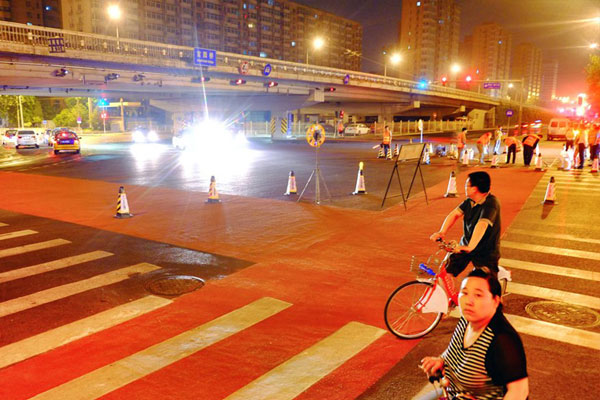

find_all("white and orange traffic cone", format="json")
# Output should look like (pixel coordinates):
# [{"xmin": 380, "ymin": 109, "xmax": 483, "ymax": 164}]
[
  {"xmin": 444, "ymin": 171, "xmax": 458, "ymax": 198},
  {"xmin": 490, "ymin": 152, "xmax": 499, "ymax": 168},
  {"xmin": 284, "ymin": 170, "xmax": 297, "ymax": 195},
  {"xmin": 393, "ymin": 143, "xmax": 399, "ymax": 157},
  {"xmin": 386, "ymin": 147, "xmax": 393, "ymax": 160},
  {"xmin": 461, "ymin": 148, "xmax": 469, "ymax": 166},
  {"xmin": 535, "ymin": 153, "xmax": 544, "ymax": 171},
  {"xmin": 428, "ymin": 143, "xmax": 434, "ymax": 154},
  {"xmin": 542, "ymin": 176, "xmax": 557, "ymax": 205},
  {"xmin": 352, "ymin": 162, "xmax": 367, "ymax": 195},
  {"xmin": 422, "ymin": 147, "xmax": 430, "ymax": 164},
  {"xmin": 468, "ymin": 148, "xmax": 475, "ymax": 161},
  {"xmin": 206, "ymin": 175, "xmax": 221, "ymax": 203},
  {"xmin": 591, "ymin": 158, "xmax": 599, "ymax": 173},
  {"xmin": 115, "ymin": 186, "xmax": 133, "ymax": 218},
  {"xmin": 377, "ymin": 146, "xmax": 385, "ymax": 159}
]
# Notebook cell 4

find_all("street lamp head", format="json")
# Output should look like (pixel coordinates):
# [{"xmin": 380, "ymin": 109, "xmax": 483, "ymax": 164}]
[
  {"xmin": 313, "ymin": 37, "xmax": 325, "ymax": 50},
  {"xmin": 390, "ymin": 53, "xmax": 402, "ymax": 64},
  {"xmin": 450, "ymin": 63, "xmax": 461, "ymax": 74},
  {"xmin": 107, "ymin": 4, "xmax": 122, "ymax": 21},
  {"xmin": 508, "ymin": 83, "xmax": 514, "ymax": 88},
  {"xmin": 590, "ymin": 43, "xmax": 599, "ymax": 49}
]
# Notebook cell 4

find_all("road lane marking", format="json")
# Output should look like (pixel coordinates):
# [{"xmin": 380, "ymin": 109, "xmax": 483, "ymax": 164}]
[
  {"xmin": 0, "ymin": 263, "xmax": 160, "ymax": 318},
  {"xmin": 31, "ymin": 297, "xmax": 292, "ymax": 400},
  {"xmin": 508, "ymin": 282, "xmax": 600, "ymax": 310},
  {"xmin": 0, "ymin": 296, "xmax": 172, "ymax": 369},
  {"xmin": 500, "ymin": 258, "xmax": 600, "ymax": 282},
  {"xmin": 448, "ymin": 310, "xmax": 600, "ymax": 350},
  {"xmin": 0, "ymin": 239, "xmax": 70, "ymax": 259},
  {"xmin": 533, "ymin": 186, "xmax": 600, "ymax": 192},
  {"xmin": 506, "ymin": 229, "xmax": 600, "ymax": 245},
  {"xmin": 502, "ymin": 240, "xmax": 600, "ymax": 261},
  {"xmin": 506, "ymin": 314, "xmax": 600, "ymax": 350},
  {"xmin": 0, "ymin": 251, "xmax": 114, "ymax": 284},
  {"xmin": 225, "ymin": 321, "xmax": 386, "ymax": 400},
  {"xmin": 0, "ymin": 229, "xmax": 37, "ymax": 241},
  {"xmin": 0, "ymin": 223, "xmax": 7, "ymax": 227}
]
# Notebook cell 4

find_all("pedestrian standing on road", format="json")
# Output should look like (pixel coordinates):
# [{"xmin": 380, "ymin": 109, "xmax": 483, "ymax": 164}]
[
  {"xmin": 476, "ymin": 132, "xmax": 492, "ymax": 164},
  {"xmin": 565, "ymin": 126, "xmax": 575, "ymax": 150},
  {"xmin": 493, "ymin": 126, "xmax": 504, "ymax": 154},
  {"xmin": 457, "ymin": 127, "xmax": 468, "ymax": 160},
  {"xmin": 419, "ymin": 269, "xmax": 529, "ymax": 400},
  {"xmin": 337, "ymin": 121, "xmax": 344, "ymax": 137},
  {"xmin": 587, "ymin": 124, "xmax": 599, "ymax": 164},
  {"xmin": 504, "ymin": 134, "xmax": 517, "ymax": 164},
  {"xmin": 430, "ymin": 171, "xmax": 501, "ymax": 278},
  {"xmin": 521, "ymin": 131, "xmax": 541, "ymax": 166},
  {"xmin": 382, "ymin": 125, "xmax": 392, "ymax": 157},
  {"xmin": 574, "ymin": 124, "xmax": 587, "ymax": 169}
]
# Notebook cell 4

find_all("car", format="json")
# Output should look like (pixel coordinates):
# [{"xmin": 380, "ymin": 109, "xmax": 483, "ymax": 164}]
[
  {"xmin": 53, "ymin": 130, "xmax": 80, "ymax": 154},
  {"xmin": 547, "ymin": 118, "xmax": 571, "ymax": 141},
  {"xmin": 132, "ymin": 127, "xmax": 159, "ymax": 143},
  {"xmin": 15, "ymin": 130, "xmax": 41, "ymax": 149},
  {"xmin": 344, "ymin": 123, "xmax": 370, "ymax": 136},
  {"xmin": 513, "ymin": 122, "xmax": 529, "ymax": 135},
  {"xmin": 2, "ymin": 129, "xmax": 18, "ymax": 146}
]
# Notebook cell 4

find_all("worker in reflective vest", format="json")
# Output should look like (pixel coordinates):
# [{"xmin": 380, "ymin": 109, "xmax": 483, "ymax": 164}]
[
  {"xmin": 522, "ymin": 132, "xmax": 541, "ymax": 166},
  {"xmin": 457, "ymin": 127, "xmax": 467, "ymax": 159},
  {"xmin": 338, "ymin": 121, "xmax": 345, "ymax": 137},
  {"xmin": 382, "ymin": 126, "xmax": 392, "ymax": 156},
  {"xmin": 504, "ymin": 134, "xmax": 518, "ymax": 164},
  {"xmin": 574, "ymin": 124, "xmax": 587, "ymax": 169},
  {"xmin": 476, "ymin": 132, "xmax": 492, "ymax": 164}
]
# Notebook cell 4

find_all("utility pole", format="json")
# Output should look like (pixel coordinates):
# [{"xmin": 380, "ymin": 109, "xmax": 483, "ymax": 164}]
[{"xmin": 18, "ymin": 95, "xmax": 25, "ymax": 128}]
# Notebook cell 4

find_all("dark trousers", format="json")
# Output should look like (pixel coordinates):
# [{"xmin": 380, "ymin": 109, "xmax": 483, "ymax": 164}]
[
  {"xmin": 577, "ymin": 143, "xmax": 586, "ymax": 167},
  {"xmin": 382, "ymin": 143, "xmax": 390, "ymax": 156},
  {"xmin": 506, "ymin": 144, "xmax": 516, "ymax": 164},
  {"xmin": 446, "ymin": 252, "xmax": 499, "ymax": 278},
  {"xmin": 591, "ymin": 144, "xmax": 599, "ymax": 161},
  {"xmin": 523, "ymin": 145, "xmax": 534, "ymax": 165},
  {"xmin": 566, "ymin": 139, "xmax": 574, "ymax": 150}
]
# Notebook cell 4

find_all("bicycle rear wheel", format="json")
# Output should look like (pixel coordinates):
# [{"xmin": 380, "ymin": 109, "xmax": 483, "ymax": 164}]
[{"xmin": 384, "ymin": 281, "xmax": 443, "ymax": 339}]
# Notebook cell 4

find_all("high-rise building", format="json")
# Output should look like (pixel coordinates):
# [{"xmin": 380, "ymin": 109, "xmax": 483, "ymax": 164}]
[
  {"xmin": 399, "ymin": 0, "xmax": 460, "ymax": 81},
  {"xmin": 0, "ymin": 0, "xmax": 62, "ymax": 28},
  {"xmin": 59, "ymin": 0, "xmax": 362, "ymax": 71},
  {"xmin": 462, "ymin": 22, "xmax": 512, "ymax": 95},
  {"xmin": 511, "ymin": 42, "xmax": 543, "ymax": 103},
  {"xmin": 540, "ymin": 59, "xmax": 558, "ymax": 105}
]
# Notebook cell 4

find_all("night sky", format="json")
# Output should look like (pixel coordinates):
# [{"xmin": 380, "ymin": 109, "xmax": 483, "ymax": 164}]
[{"xmin": 293, "ymin": 0, "xmax": 600, "ymax": 97}]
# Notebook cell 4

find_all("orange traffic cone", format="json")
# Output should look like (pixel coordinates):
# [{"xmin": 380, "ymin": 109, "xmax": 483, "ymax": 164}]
[
  {"xmin": 535, "ymin": 153, "xmax": 544, "ymax": 171},
  {"xmin": 284, "ymin": 170, "xmax": 297, "ymax": 195},
  {"xmin": 444, "ymin": 171, "xmax": 458, "ymax": 198},
  {"xmin": 490, "ymin": 152, "xmax": 499, "ymax": 168},
  {"xmin": 115, "ymin": 186, "xmax": 133, "ymax": 218},
  {"xmin": 352, "ymin": 162, "xmax": 367, "ymax": 195},
  {"xmin": 206, "ymin": 176, "xmax": 221, "ymax": 203},
  {"xmin": 393, "ymin": 143, "xmax": 399, "ymax": 157},
  {"xmin": 542, "ymin": 176, "xmax": 557, "ymax": 205},
  {"xmin": 591, "ymin": 158, "xmax": 599, "ymax": 173}
]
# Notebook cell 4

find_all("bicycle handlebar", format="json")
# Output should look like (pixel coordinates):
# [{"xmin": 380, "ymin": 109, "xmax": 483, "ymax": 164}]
[{"xmin": 435, "ymin": 238, "xmax": 457, "ymax": 252}]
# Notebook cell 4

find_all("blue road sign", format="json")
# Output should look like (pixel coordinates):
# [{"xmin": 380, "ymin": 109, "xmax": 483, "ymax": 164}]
[
  {"xmin": 263, "ymin": 64, "xmax": 272, "ymax": 76},
  {"xmin": 343, "ymin": 74, "xmax": 350, "ymax": 85},
  {"xmin": 48, "ymin": 37, "xmax": 65, "ymax": 53},
  {"xmin": 483, "ymin": 82, "xmax": 501, "ymax": 89},
  {"xmin": 506, "ymin": 109, "xmax": 514, "ymax": 117},
  {"xmin": 194, "ymin": 48, "xmax": 217, "ymax": 67}
]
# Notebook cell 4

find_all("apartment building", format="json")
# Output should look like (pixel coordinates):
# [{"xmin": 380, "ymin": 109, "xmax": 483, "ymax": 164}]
[
  {"xmin": 0, "ymin": 0, "xmax": 62, "ymax": 28},
  {"xmin": 512, "ymin": 42, "xmax": 543, "ymax": 103},
  {"xmin": 540, "ymin": 59, "xmax": 558, "ymax": 105}
]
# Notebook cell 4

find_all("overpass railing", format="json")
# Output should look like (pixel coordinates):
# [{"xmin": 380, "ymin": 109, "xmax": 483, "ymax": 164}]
[{"xmin": 0, "ymin": 20, "xmax": 497, "ymax": 105}]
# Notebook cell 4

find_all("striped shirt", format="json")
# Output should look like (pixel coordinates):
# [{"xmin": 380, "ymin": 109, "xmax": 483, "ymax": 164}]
[{"xmin": 441, "ymin": 312, "xmax": 527, "ymax": 399}]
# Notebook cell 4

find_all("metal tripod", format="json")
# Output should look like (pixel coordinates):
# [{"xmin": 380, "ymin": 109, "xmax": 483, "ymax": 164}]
[{"xmin": 298, "ymin": 146, "xmax": 331, "ymax": 204}]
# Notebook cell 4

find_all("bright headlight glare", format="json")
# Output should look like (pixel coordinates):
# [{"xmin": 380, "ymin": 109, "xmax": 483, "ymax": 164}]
[{"xmin": 147, "ymin": 130, "xmax": 159, "ymax": 142}]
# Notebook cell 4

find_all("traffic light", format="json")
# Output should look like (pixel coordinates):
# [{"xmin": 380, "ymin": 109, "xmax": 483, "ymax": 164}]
[
  {"xmin": 465, "ymin": 75, "xmax": 472, "ymax": 83},
  {"xmin": 325, "ymin": 87, "xmax": 336, "ymax": 92},
  {"xmin": 441, "ymin": 76, "xmax": 448, "ymax": 86},
  {"xmin": 264, "ymin": 81, "xmax": 278, "ymax": 88},
  {"xmin": 231, "ymin": 79, "xmax": 247, "ymax": 85},
  {"xmin": 339, "ymin": 110, "xmax": 344, "ymax": 118}
]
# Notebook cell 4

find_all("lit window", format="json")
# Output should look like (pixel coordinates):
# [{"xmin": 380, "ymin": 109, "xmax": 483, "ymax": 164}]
[
  {"xmin": 416, "ymin": 1, "xmax": 421, "ymax": 6},
  {"xmin": 498, "ymin": 40, "xmax": 502, "ymax": 44},
  {"xmin": 291, "ymin": 41, "xmax": 296, "ymax": 47},
  {"xmin": 260, "ymin": 52, "xmax": 267, "ymax": 58},
  {"xmin": 45, "ymin": 6, "xmax": 51, "ymax": 10}
]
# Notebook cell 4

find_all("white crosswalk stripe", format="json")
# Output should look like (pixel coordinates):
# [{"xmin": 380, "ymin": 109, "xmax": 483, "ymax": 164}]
[
  {"xmin": 0, "ymin": 238, "xmax": 70, "ymax": 258},
  {"xmin": 0, "ymin": 229, "xmax": 37, "ymax": 241}
]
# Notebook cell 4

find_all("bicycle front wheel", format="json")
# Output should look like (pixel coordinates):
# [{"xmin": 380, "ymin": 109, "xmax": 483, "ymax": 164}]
[{"xmin": 384, "ymin": 281, "xmax": 443, "ymax": 339}]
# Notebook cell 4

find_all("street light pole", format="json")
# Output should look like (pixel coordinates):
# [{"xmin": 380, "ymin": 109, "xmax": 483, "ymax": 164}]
[{"xmin": 517, "ymin": 78, "xmax": 524, "ymax": 135}]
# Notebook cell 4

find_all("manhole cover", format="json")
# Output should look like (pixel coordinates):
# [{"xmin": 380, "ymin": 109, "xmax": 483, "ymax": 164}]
[
  {"xmin": 525, "ymin": 301, "xmax": 600, "ymax": 328},
  {"xmin": 145, "ymin": 275, "xmax": 205, "ymax": 296}
]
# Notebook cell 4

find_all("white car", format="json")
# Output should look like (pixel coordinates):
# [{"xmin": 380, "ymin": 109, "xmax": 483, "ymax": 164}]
[
  {"xmin": 132, "ymin": 127, "xmax": 159, "ymax": 143},
  {"xmin": 344, "ymin": 123, "xmax": 370, "ymax": 136},
  {"xmin": 2, "ymin": 129, "xmax": 18, "ymax": 146},
  {"xmin": 15, "ymin": 130, "xmax": 41, "ymax": 149}
]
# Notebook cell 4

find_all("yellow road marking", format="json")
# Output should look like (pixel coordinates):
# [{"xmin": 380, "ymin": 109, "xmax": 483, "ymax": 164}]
[
  {"xmin": 0, "ymin": 239, "xmax": 70, "ymax": 258},
  {"xmin": 0, "ymin": 250, "xmax": 113, "ymax": 284},
  {"xmin": 31, "ymin": 297, "xmax": 292, "ymax": 400},
  {"xmin": 0, "ymin": 229, "xmax": 37, "ymax": 241},
  {"xmin": 0, "ymin": 296, "xmax": 172, "ymax": 369},
  {"xmin": 500, "ymin": 258, "xmax": 600, "ymax": 282},
  {"xmin": 506, "ymin": 229, "xmax": 600, "ymax": 245},
  {"xmin": 502, "ymin": 240, "xmax": 600, "ymax": 261},
  {"xmin": 225, "ymin": 322, "xmax": 386, "ymax": 400},
  {"xmin": 0, "ymin": 263, "xmax": 160, "ymax": 318}
]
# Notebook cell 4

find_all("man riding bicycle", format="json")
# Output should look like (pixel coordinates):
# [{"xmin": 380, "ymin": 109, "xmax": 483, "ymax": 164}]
[{"xmin": 430, "ymin": 171, "xmax": 500, "ymax": 278}]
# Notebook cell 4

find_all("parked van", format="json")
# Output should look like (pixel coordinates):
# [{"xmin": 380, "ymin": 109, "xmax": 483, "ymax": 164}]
[{"xmin": 547, "ymin": 118, "xmax": 571, "ymax": 141}]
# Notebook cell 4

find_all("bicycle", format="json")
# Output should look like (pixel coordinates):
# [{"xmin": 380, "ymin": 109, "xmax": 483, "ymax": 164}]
[{"xmin": 384, "ymin": 239, "xmax": 511, "ymax": 339}]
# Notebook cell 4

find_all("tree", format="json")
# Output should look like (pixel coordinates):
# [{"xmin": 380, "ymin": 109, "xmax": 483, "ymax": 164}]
[{"xmin": 586, "ymin": 54, "xmax": 600, "ymax": 113}]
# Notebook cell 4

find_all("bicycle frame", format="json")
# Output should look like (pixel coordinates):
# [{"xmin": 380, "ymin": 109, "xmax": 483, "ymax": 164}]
[{"xmin": 414, "ymin": 254, "xmax": 458, "ymax": 315}]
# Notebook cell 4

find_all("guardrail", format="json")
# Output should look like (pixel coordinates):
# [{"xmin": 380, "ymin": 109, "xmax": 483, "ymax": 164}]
[{"xmin": 0, "ymin": 21, "xmax": 498, "ymax": 105}]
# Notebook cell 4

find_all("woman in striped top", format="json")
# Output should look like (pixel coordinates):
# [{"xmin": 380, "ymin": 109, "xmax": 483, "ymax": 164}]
[{"xmin": 419, "ymin": 269, "xmax": 529, "ymax": 400}]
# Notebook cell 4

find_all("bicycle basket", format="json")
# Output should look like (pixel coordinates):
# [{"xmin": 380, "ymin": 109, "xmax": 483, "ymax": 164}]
[{"xmin": 410, "ymin": 256, "xmax": 433, "ymax": 277}]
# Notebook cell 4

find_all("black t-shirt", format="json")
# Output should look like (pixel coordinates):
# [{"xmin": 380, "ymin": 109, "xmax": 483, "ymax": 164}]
[{"xmin": 458, "ymin": 193, "xmax": 501, "ymax": 259}]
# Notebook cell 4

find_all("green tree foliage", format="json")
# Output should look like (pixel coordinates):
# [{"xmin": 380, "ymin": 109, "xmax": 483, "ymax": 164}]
[
  {"xmin": 586, "ymin": 54, "xmax": 600, "ymax": 112},
  {"xmin": 0, "ymin": 95, "xmax": 45, "ymax": 127}
]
